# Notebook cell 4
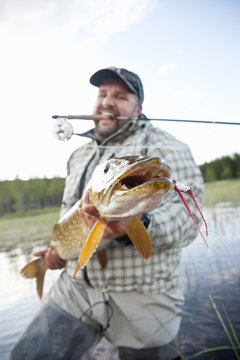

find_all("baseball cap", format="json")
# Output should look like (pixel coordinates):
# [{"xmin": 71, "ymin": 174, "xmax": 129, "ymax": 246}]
[{"xmin": 89, "ymin": 66, "xmax": 144, "ymax": 104}]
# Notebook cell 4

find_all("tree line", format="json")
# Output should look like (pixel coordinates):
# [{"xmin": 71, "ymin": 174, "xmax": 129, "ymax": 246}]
[
  {"xmin": 0, "ymin": 177, "xmax": 65, "ymax": 216},
  {"xmin": 199, "ymin": 153, "xmax": 240, "ymax": 182},
  {"xmin": 0, "ymin": 153, "xmax": 239, "ymax": 216}
]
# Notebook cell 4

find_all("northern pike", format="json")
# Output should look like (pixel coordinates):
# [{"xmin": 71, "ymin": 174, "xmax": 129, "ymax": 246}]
[{"xmin": 21, "ymin": 156, "xmax": 207, "ymax": 298}]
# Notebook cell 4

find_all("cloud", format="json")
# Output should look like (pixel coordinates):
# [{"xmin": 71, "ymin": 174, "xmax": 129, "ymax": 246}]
[
  {"xmin": 0, "ymin": 0, "xmax": 159, "ymax": 83},
  {"xmin": 157, "ymin": 62, "xmax": 178, "ymax": 76},
  {"xmin": 0, "ymin": 0, "xmax": 159, "ymax": 179},
  {"xmin": 0, "ymin": 0, "xmax": 159, "ymax": 97},
  {"xmin": 1, "ymin": 0, "xmax": 158, "ymax": 41}
]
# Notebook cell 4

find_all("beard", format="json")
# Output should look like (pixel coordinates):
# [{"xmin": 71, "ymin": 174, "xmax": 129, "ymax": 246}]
[
  {"xmin": 94, "ymin": 119, "xmax": 121, "ymax": 142},
  {"xmin": 94, "ymin": 104, "xmax": 139, "ymax": 142}
]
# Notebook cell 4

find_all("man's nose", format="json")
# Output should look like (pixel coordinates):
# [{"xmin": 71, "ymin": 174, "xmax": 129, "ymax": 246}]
[{"xmin": 102, "ymin": 94, "xmax": 115, "ymax": 107}]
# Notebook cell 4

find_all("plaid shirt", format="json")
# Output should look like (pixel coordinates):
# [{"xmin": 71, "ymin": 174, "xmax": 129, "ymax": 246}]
[{"xmin": 61, "ymin": 117, "xmax": 204, "ymax": 295}]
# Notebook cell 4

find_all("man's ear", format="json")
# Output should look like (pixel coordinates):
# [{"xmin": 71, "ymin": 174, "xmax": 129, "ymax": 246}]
[{"xmin": 137, "ymin": 105, "xmax": 142, "ymax": 116}]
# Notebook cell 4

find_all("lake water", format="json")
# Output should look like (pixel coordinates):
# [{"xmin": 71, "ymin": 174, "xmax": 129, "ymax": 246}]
[{"xmin": 0, "ymin": 205, "xmax": 240, "ymax": 360}]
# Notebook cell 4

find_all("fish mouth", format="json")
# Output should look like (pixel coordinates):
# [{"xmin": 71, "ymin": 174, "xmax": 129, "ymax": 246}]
[
  {"xmin": 111, "ymin": 157, "xmax": 173, "ymax": 194},
  {"xmin": 99, "ymin": 156, "xmax": 174, "ymax": 219},
  {"xmin": 119, "ymin": 171, "xmax": 169, "ymax": 190},
  {"xmin": 90, "ymin": 156, "xmax": 174, "ymax": 219}
]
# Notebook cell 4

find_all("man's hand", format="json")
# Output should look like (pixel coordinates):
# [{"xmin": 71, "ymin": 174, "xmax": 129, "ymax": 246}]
[
  {"xmin": 34, "ymin": 249, "xmax": 66, "ymax": 270},
  {"xmin": 33, "ymin": 190, "xmax": 128, "ymax": 270},
  {"xmin": 79, "ymin": 191, "xmax": 127, "ymax": 240}
]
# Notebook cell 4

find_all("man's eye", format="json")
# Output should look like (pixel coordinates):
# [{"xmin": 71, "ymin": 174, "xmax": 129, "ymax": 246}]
[{"xmin": 116, "ymin": 95, "xmax": 127, "ymax": 100}]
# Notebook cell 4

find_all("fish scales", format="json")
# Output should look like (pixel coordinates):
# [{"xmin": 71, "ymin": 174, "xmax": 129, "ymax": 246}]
[{"xmin": 51, "ymin": 201, "xmax": 89, "ymax": 259}]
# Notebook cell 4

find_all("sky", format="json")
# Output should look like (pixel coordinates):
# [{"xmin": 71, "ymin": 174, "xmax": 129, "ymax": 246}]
[{"xmin": 0, "ymin": 0, "xmax": 239, "ymax": 180}]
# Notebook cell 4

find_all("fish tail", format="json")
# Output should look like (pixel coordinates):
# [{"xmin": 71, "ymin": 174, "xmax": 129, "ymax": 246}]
[{"xmin": 20, "ymin": 257, "xmax": 47, "ymax": 299}]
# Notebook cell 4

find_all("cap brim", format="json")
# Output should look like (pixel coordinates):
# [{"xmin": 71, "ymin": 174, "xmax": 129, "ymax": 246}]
[
  {"xmin": 90, "ymin": 67, "xmax": 143, "ymax": 104},
  {"xmin": 90, "ymin": 69, "xmax": 121, "ymax": 87}
]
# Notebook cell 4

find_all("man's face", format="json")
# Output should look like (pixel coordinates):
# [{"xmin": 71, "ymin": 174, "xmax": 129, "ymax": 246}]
[{"xmin": 93, "ymin": 78, "xmax": 142, "ymax": 141}]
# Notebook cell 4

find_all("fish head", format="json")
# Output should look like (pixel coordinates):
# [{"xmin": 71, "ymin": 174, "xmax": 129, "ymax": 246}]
[{"xmin": 88, "ymin": 156, "xmax": 174, "ymax": 221}]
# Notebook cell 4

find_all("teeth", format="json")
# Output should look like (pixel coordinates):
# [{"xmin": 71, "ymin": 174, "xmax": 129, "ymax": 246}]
[{"xmin": 101, "ymin": 112, "xmax": 115, "ymax": 116}]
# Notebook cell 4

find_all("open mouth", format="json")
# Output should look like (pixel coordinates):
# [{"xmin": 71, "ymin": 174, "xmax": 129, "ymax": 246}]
[
  {"xmin": 115, "ymin": 165, "xmax": 171, "ymax": 191},
  {"xmin": 99, "ymin": 111, "xmax": 119, "ymax": 120}
]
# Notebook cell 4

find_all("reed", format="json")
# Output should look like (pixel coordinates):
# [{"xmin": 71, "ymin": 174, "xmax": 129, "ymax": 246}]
[{"xmin": 187, "ymin": 297, "xmax": 240, "ymax": 359}]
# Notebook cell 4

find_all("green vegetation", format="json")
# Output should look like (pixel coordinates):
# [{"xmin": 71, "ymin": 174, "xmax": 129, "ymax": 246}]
[
  {"xmin": 0, "ymin": 153, "xmax": 239, "ymax": 216},
  {"xmin": 0, "ymin": 178, "xmax": 238, "ymax": 251},
  {"xmin": 0, "ymin": 177, "xmax": 64, "ymax": 216},
  {"xmin": 203, "ymin": 179, "xmax": 240, "ymax": 207},
  {"xmin": 200, "ymin": 153, "xmax": 240, "ymax": 182},
  {"xmin": 0, "ymin": 208, "xmax": 59, "ymax": 250}
]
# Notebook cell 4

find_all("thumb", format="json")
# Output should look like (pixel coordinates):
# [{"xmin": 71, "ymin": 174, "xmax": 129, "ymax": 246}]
[{"xmin": 33, "ymin": 250, "xmax": 47, "ymax": 257}]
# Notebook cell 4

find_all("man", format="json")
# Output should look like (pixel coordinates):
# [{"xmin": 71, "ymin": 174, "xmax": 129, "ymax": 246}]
[{"xmin": 10, "ymin": 67, "xmax": 204, "ymax": 360}]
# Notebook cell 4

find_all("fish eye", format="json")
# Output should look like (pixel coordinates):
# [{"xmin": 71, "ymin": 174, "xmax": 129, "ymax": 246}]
[{"xmin": 104, "ymin": 163, "xmax": 110, "ymax": 173}]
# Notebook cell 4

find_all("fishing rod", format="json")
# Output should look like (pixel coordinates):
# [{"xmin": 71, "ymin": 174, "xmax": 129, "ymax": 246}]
[
  {"xmin": 52, "ymin": 114, "xmax": 240, "ymax": 126},
  {"xmin": 52, "ymin": 114, "xmax": 240, "ymax": 141}
]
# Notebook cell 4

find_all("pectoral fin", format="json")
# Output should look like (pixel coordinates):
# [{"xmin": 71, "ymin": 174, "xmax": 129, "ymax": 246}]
[
  {"xmin": 72, "ymin": 218, "xmax": 106, "ymax": 279},
  {"xmin": 125, "ymin": 217, "xmax": 152, "ymax": 260}
]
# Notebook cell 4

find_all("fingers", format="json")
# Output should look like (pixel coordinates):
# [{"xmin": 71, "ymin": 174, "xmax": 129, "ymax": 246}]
[
  {"xmin": 33, "ymin": 250, "xmax": 47, "ymax": 257},
  {"xmin": 45, "ymin": 248, "xmax": 66, "ymax": 269},
  {"xmin": 82, "ymin": 190, "xmax": 90, "ymax": 204},
  {"xmin": 82, "ymin": 190, "xmax": 100, "ymax": 217},
  {"xmin": 103, "ymin": 221, "xmax": 127, "ymax": 239},
  {"xmin": 33, "ymin": 249, "xmax": 66, "ymax": 269},
  {"xmin": 78, "ymin": 206, "xmax": 99, "ymax": 229},
  {"xmin": 79, "ymin": 193, "xmax": 127, "ymax": 240},
  {"xmin": 82, "ymin": 204, "xmax": 99, "ymax": 217}
]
